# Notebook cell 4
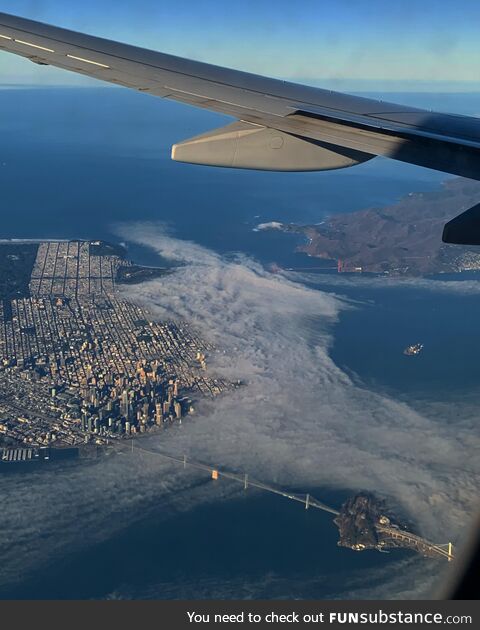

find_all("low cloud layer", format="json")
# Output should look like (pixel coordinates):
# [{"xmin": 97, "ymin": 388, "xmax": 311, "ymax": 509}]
[
  {"xmin": 0, "ymin": 224, "xmax": 478, "ymax": 598},
  {"xmin": 296, "ymin": 270, "xmax": 480, "ymax": 296},
  {"xmin": 117, "ymin": 224, "xmax": 479, "ymax": 541}
]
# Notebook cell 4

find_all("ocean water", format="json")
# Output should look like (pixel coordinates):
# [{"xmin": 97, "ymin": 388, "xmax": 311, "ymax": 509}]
[
  {"xmin": 0, "ymin": 88, "xmax": 453, "ymax": 255},
  {"xmin": 0, "ymin": 88, "xmax": 479, "ymax": 600}
]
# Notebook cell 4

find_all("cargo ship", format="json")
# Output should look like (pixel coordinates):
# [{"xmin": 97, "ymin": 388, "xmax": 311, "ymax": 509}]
[{"xmin": 403, "ymin": 343, "xmax": 424, "ymax": 356}]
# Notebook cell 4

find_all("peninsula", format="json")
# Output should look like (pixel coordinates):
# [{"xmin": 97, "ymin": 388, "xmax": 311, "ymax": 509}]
[
  {"xmin": 260, "ymin": 179, "xmax": 480, "ymax": 275},
  {"xmin": 0, "ymin": 239, "xmax": 232, "ymax": 458}
]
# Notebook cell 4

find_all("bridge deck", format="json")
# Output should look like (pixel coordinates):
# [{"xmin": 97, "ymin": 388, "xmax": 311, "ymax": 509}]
[{"xmin": 117, "ymin": 439, "xmax": 453, "ymax": 561}]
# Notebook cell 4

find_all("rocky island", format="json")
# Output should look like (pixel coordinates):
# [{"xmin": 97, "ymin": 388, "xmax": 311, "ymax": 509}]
[{"xmin": 334, "ymin": 493, "xmax": 454, "ymax": 560}]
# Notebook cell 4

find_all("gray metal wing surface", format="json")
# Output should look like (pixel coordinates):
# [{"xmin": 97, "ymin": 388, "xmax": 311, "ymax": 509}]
[{"xmin": 1, "ymin": 10, "xmax": 480, "ymax": 184}]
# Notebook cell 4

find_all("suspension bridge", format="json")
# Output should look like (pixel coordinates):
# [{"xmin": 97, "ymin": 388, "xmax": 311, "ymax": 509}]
[{"xmin": 118, "ymin": 438, "xmax": 454, "ymax": 562}]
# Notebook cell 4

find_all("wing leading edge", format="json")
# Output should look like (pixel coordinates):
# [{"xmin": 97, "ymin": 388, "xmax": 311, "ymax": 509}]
[{"xmin": 1, "ymin": 10, "xmax": 480, "ymax": 182}]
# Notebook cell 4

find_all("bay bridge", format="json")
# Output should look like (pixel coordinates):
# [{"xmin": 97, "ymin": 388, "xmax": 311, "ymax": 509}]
[
  {"xmin": 121, "ymin": 439, "xmax": 454, "ymax": 562},
  {"xmin": 376, "ymin": 525, "xmax": 454, "ymax": 562}
]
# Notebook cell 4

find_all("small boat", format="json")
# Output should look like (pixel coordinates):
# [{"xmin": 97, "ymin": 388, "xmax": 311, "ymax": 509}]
[{"xmin": 403, "ymin": 343, "xmax": 424, "ymax": 356}]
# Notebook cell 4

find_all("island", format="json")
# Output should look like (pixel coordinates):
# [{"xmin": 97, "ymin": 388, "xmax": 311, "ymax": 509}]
[{"xmin": 334, "ymin": 493, "xmax": 453, "ymax": 560}]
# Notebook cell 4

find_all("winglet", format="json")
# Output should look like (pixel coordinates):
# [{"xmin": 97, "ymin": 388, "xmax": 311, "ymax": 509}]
[{"xmin": 443, "ymin": 203, "xmax": 480, "ymax": 245}]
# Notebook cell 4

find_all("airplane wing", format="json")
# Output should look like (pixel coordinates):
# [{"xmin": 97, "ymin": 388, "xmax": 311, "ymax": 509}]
[{"xmin": 1, "ymin": 11, "xmax": 480, "ymax": 242}]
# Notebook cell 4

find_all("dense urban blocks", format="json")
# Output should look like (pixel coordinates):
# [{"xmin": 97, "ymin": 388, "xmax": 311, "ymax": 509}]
[{"xmin": 0, "ymin": 240, "xmax": 231, "ymax": 452}]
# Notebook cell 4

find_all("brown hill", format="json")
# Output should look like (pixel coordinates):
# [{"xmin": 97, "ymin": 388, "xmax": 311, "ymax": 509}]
[{"xmin": 299, "ymin": 179, "xmax": 480, "ymax": 275}]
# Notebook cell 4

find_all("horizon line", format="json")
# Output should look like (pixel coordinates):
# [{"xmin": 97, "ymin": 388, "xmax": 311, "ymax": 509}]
[{"xmin": 1, "ymin": 81, "xmax": 480, "ymax": 94}]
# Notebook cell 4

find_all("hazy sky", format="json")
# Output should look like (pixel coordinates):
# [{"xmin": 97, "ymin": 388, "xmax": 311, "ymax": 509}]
[{"xmin": 1, "ymin": 0, "xmax": 480, "ymax": 90}]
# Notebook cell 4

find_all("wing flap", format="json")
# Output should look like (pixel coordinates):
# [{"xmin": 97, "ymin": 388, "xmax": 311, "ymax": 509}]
[{"xmin": 291, "ymin": 107, "xmax": 480, "ymax": 149}]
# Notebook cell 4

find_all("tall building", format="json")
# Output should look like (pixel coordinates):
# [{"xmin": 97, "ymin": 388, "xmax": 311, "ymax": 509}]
[
  {"xmin": 155, "ymin": 402, "xmax": 163, "ymax": 426},
  {"xmin": 120, "ymin": 389, "xmax": 130, "ymax": 418}
]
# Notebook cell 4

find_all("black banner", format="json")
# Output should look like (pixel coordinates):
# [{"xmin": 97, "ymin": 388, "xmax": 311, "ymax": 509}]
[{"xmin": 0, "ymin": 600, "xmax": 478, "ymax": 629}]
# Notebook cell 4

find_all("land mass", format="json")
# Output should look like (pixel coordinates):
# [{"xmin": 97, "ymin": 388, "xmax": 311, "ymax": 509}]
[
  {"xmin": 263, "ymin": 179, "xmax": 480, "ymax": 275},
  {"xmin": 334, "ymin": 493, "xmax": 454, "ymax": 560},
  {"xmin": 0, "ymin": 239, "xmax": 232, "ymax": 455}
]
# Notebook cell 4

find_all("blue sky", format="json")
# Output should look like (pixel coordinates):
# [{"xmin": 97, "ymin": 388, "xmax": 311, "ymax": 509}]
[{"xmin": 1, "ymin": 0, "xmax": 480, "ymax": 90}]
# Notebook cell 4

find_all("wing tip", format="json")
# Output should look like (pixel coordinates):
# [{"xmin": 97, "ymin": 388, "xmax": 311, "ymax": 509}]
[{"xmin": 443, "ymin": 203, "xmax": 480, "ymax": 245}]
